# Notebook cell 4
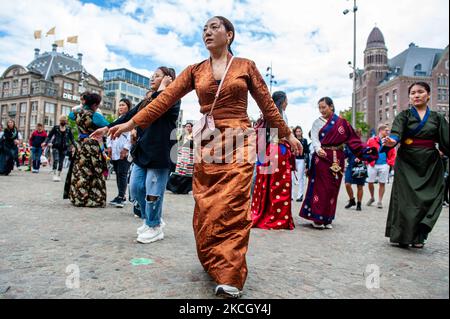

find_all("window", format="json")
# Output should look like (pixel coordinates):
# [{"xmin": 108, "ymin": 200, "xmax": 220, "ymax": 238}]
[
  {"xmin": 19, "ymin": 115, "xmax": 26, "ymax": 127},
  {"xmin": 44, "ymin": 102, "xmax": 56, "ymax": 127},
  {"xmin": 12, "ymin": 80, "xmax": 19, "ymax": 88},
  {"xmin": 62, "ymin": 105, "xmax": 71, "ymax": 115},
  {"xmin": 21, "ymin": 79, "xmax": 28, "ymax": 87},
  {"xmin": 31, "ymin": 101, "xmax": 38, "ymax": 112},
  {"xmin": 393, "ymin": 90, "xmax": 398, "ymax": 104},
  {"xmin": 1, "ymin": 105, "xmax": 7, "ymax": 115},
  {"xmin": 379, "ymin": 95, "xmax": 383, "ymax": 107},
  {"xmin": 385, "ymin": 93, "xmax": 390, "ymax": 105},
  {"xmin": 3, "ymin": 82, "xmax": 10, "ymax": 90},
  {"xmin": 64, "ymin": 82, "xmax": 73, "ymax": 91},
  {"xmin": 20, "ymin": 103, "xmax": 27, "ymax": 113},
  {"xmin": 10, "ymin": 104, "xmax": 17, "ymax": 113},
  {"xmin": 30, "ymin": 115, "xmax": 37, "ymax": 126},
  {"xmin": 393, "ymin": 105, "xmax": 398, "ymax": 116},
  {"xmin": 45, "ymin": 102, "xmax": 56, "ymax": 114}
]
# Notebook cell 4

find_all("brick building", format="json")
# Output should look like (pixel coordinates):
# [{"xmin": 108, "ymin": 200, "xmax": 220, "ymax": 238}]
[{"xmin": 355, "ymin": 27, "xmax": 449, "ymax": 133}]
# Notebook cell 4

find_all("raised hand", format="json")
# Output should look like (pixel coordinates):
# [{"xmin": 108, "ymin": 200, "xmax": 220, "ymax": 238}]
[
  {"xmin": 90, "ymin": 126, "xmax": 109, "ymax": 140},
  {"xmin": 109, "ymin": 120, "xmax": 135, "ymax": 139}
]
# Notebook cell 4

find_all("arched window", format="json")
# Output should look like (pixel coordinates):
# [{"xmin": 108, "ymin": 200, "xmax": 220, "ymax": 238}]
[{"xmin": 414, "ymin": 64, "xmax": 422, "ymax": 71}]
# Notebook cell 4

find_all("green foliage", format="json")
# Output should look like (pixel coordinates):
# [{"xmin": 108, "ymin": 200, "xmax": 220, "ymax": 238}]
[
  {"xmin": 340, "ymin": 108, "xmax": 370, "ymax": 136},
  {"xmin": 68, "ymin": 119, "xmax": 78, "ymax": 141},
  {"xmin": 105, "ymin": 114, "xmax": 117, "ymax": 124}
]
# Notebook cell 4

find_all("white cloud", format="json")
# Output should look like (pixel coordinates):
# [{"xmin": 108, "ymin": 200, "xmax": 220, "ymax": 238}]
[{"xmin": 0, "ymin": 0, "xmax": 448, "ymax": 132}]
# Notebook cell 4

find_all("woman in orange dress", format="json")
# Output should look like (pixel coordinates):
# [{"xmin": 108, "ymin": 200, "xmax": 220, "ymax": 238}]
[{"xmin": 108, "ymin": 16, "xmax": 301, "ymax": 298}]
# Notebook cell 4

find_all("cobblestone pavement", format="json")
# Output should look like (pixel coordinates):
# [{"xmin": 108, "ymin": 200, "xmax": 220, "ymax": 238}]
[{"xmin": 0, "ymin": 167, "xmax": 448, "ymax": 299}]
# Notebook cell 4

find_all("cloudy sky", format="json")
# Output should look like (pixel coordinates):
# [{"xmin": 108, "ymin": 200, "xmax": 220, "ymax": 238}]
[{"xmin": 0, "ymin": 0, "xmax": 448, "ymax": 130}]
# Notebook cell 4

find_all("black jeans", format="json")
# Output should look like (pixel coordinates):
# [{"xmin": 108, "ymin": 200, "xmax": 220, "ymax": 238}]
[
  {"xmin": 112, "ymin": 159, "xmax": 131, "ymax": 198},
  {"xmin": 52, "ymin": 148, "xmax": 66, "ymax": 171}
]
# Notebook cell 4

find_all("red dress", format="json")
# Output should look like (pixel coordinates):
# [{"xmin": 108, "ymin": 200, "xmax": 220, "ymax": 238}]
[{"xmin": 251, "ymin": 141, "xmax": 295, "ymax": 230}]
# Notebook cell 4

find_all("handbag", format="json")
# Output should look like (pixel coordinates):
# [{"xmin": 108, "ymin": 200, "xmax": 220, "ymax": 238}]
[
  {"xmin": 351, "ymin": 161, "xmax": 368, "ymax": 179},
  {"xmin": 193, "ymin": 56, "xmax": 235, "ymax": 138}
]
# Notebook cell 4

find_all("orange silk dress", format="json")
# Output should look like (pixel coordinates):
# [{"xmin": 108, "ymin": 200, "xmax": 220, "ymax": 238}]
[{"xmin": 132, "ymin": 54, "xmax": 291, "ymax": 290}]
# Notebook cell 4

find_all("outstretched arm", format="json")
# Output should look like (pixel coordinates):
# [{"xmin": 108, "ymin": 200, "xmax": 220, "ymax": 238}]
[{"xmin": 111, "ymin": 65, "xmax": 195, "ymax": 139}]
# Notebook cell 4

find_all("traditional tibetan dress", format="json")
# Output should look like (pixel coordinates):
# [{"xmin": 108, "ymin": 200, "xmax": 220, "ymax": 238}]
[
  {"xmin": 385, "ymin": 107, "xmax": 449, "ymax": 245},
  {"xmin": 132, "ymin": 55, "xmax": 291, "ymax": 290},
  {"xmin": 300, "ymin": 114, "xmax": 377, "ymax": 225}
]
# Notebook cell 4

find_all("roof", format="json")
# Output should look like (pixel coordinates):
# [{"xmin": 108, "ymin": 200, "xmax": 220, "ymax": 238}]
[
  {"xmin": 27, "ymin": 49, "xmax": 83, "ymax": 81},
  {"xmin": 366, "ymin": 27, "xmax": 386, "ymax": 49},
  {"xmin": 388, "ymin": 44, "xmax": 444, "ymax": 77}
]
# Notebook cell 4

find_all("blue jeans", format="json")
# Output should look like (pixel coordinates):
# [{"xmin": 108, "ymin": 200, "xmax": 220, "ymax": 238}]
[
  {"xmin": 130, "ymin": 164, "xmax": 169, "ymax": 228},
  {"xmin": 31, "ymin": 147, "xmax": 43, "ymax": 170}
]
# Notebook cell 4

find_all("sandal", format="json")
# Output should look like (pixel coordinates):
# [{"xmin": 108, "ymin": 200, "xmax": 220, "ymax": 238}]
[{"xmin": 412, "ymin": 243, "xmax": 424, "ymax": 249}]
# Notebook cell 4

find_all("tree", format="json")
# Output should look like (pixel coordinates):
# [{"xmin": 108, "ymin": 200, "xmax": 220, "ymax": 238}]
[{"xmin": 339, "ymin": 108, "xmax": 370, "ymax": 136}]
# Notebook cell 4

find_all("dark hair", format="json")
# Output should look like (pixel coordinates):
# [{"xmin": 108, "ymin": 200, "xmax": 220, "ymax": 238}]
[
  {"xmin": 119, "ymin": 98, "xmax": 132, "ymax": 111},
  {"xmin": 80, "ymin": 91, "xmax": 90, "ymax": 100},
  {"xmin": 272, "ymin": 91, "xmax": 287, "ymax": 115},
  {"xmin": 84, "ymin": 93, "xmax": 102, "ymax": 108},
  {"xmin": 318, "ymin": 97, "xmax": 335, "ymax": 112},
  {"xmin": 185, "ymin": 122, "xmax": 193, "ymax": 128},
  {"xmin": 293, "ymin": 126, "xmax": 303, "ymax": 137},
  {"xmin": 158, "ymin": 66, "xmax": 176, "ymax": 80},
  {"xmin": 408, "ymin": 82, "xmax": 431, "ymax": 95},
  {"xmin": 214, "ymin": 16, "xmax": 235, "ymax": 55},
  {"xmin": 37, "ymin": 123, "xmax": 43, "ymax": 127}
]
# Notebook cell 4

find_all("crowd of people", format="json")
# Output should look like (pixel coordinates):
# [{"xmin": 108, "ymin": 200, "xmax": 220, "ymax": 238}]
[{"xmin": 0, "ymin": 16, "xmax": 449, "ymax": 299}]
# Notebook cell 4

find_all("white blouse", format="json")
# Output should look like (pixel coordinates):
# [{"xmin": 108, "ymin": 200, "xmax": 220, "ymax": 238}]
[{"xmin": 311, "ymin": 117, "xmax": 328, "ymax": 153}]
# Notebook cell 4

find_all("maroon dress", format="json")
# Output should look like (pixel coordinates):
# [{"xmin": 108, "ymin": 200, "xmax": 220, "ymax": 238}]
[{"xmin": 300, "ymin": 114, "xmax": 378, "ymax": 225}]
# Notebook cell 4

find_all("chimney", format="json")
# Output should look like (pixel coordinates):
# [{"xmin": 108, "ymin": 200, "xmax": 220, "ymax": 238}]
[
  {"xmin": 34, "ymin": 48, "xmax": 40, "ymax": 59},
  {"xmin": 409, "ymin": 42, "xmax": 417, "ymax": 48},
  {"xmin": 52, "ymin": 43, "xmax": 58, "ymax": 53},
  {"xmin": 77, "ymin": 53, "xmax": 83, "ymax": 64}
]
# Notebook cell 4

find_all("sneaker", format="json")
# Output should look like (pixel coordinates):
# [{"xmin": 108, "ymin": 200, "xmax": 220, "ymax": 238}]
[
  {"xmin": 312, "ymin": 222, "xmax": 325, "ymax": 230},
  {"xmin": 115, "ymin": 197, "xmax": 126, "ymax": 208},
  {"xmin": 443, "ymin": 201, "xmax": 449, "ymax": 208},
  {"xmin": 324, "ymin": 224, "xmax": 333, "ymax": 229},
  {"xmin": 367, "ymin": 198, "xmax": 375, "ymax": 206},
  {"xmin": 137, "ymin": 226, "xmax": 164, "ymax": 244},
  {"xmin": 377, "ymin": 202, "xmax": 383, "ymax": 209},
  {"xmin": 160, "ymin": 218, "xmax": 166, "ymax": 229},
  {"xmin": 356, "ymin": 202, "xmax": 362, "ymax": 211},
  {"xmin": 136, "ymin": 221, "xmax": 149, "ymax": 235},
  {"xmin": 345, "ymin": 198, "xmax": 356, "ymax": 209},
  {"xmin": 215, "ymin": 285, "xmax": 242, "ymax": 299},
  {"xmin": 296, "ymin": 195, "xmax": 304, "ymax": 202},
  {"xmin": 109, "ymin": 196, "xmax": 121, "ymax": 206}
]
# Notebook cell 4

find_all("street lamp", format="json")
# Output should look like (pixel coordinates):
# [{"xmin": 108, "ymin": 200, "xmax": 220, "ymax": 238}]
[
  {"xmin": 343, "ymin": 0, "xmax": 358, "ymax": 128},
  {"xmin": 265, "ymin": 63, "xmax": 277, "ymax": 94}
]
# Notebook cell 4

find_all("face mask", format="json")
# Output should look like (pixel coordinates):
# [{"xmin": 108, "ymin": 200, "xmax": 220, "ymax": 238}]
[{"xmin": 60, "ymin": 122, "xmax": 66, "ymax": 126}]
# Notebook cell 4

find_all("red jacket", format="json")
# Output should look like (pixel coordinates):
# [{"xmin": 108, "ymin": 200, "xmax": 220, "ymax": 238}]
[{"xmin": 367, "ymin": 136, "xmax": 397, "ymax": 167}]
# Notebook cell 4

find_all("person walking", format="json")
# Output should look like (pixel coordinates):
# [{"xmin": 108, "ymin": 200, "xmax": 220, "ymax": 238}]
[
  {"xmin": 366, "ymin": 124, "xmax": 397, "ymax": 209},
  {"xmin": 92, "ymin": 67, "xmax": 180, "ymax": 242},
  {"xmin": 300, "ymin": 97, "xmax": 377, "ymax": 230},
  {"xmin": 383, "ymin": 82, "xmax": 449, "ymax": 248},
  {"xmin": 29, "ymin": 123, "xmax": 48, "ymax": 173},
  {"xmin": 42, "ymin": 115, "xmax": 76, "ymax": 181},
  {"xmin": 0, "ymin": 120, "xmax": 21, "ymax": 175},
  {"xmin": 107, "ymin": 99, "xmax": 132, "ymax": 208},
  {"xmin": 107, "ymin": 16, "xmax": 301, "ymax": 298},
  {"xmin": 291, "ymin": 126, "xmax": 310, "ymax": 202},
  {"xmin": 344, "ymin": 128, "xmax": 367, "ymax": 211}
]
